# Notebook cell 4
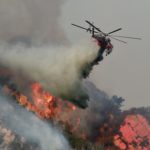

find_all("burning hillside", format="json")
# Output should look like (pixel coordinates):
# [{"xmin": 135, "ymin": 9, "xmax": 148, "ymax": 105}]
[
  {"xmin": 0, "ymin": 77, "xmax": 150, "ymax": 150},
  {"xmin": 114, "ymin": 114, "xmax": 150, "ymax": 149}
]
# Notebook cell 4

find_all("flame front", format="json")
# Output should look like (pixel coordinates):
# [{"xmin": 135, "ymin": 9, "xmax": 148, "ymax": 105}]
[
  {"xmin": 1, "ymin": 68, "xmax": 150, "ymax": 149},
  {"xmin": 2, "ymin": 82, "xmax": 76, "ymax": 120},
  {"xmin": 114, "ymin": 114, "xmax": 150, "ymax": 150}
]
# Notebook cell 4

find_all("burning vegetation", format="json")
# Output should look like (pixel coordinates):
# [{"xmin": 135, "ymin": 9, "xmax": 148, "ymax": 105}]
[{"xmin": 0, "ymin": 67, "xmax": 150, "ymax": 150}]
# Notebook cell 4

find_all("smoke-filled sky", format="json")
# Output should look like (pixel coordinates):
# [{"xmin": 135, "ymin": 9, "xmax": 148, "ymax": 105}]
[
  {"xmin": 62, "ymin": 0, "xmax": 150, "ymax": 108},
  {"xmin": 0, "ymin": 0, "xmax": 68, "ymax": 45}
]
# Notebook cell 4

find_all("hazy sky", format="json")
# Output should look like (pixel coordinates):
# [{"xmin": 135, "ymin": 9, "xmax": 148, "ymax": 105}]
[{"xmin": 62, "ymin": 0, "xmax": 150, "ymax": 108}]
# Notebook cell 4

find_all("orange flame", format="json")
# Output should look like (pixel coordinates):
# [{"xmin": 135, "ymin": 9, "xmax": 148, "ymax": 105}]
[
  {"xmin": 114, "ymin": 114, "xmax": 150, "ymax": 150},
  {"xmin": 2, "ymin": 82, "xmax": 76, "ymax": 120}
]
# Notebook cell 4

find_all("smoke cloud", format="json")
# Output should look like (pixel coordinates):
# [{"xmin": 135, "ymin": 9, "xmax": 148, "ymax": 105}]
[
  {"xmin": 0, "ymin": 0, "xmax": 67, "ymax": 45},
  {"xmin": 0, "ymin": 93, "xmax": 71, "ymax": 150},
  {"xmin": 67, "ymin": 81, "xmax": 124, "ymax": 140},
  {"xmin": 0, "ymin": 41, "xmax": 99, "ymax": 104}
]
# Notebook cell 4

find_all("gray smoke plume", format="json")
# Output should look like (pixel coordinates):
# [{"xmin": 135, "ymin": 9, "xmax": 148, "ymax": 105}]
[
  {"xmin": 0, "ymin": 0, "xmax": 67, "ymax": 45},
  {"xmin": 0, "ymin": 40, "xmax": 98, "ymax": 106},
  {"xmin": 66, "ymin": 81, "xmax": 125, "ymax": 140},
  {"xmin": 0, "ymin": 93, "xmax": 71, "ymax": 150}
]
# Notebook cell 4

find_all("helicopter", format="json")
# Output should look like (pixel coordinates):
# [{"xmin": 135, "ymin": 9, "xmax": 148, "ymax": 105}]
[{"xmin": 71, "ymin": 20, "xmax": 141, "ymax": 64}]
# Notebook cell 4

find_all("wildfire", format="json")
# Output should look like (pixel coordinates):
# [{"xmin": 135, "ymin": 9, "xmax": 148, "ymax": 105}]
[
  {"xmin": 114, "ymin": 114, "xmax": 150, "ymax": 150},
  {"xmin": 2, "ymin": 82, "xmax": 76, "ymax": 119},
  {"xmin": 1, "ymin": 71, "xmax": 150, "ymax": 150}
]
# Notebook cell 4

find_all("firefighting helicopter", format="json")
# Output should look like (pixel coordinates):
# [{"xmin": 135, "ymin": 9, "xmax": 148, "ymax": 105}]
[{"xmin": 71, "ymin": 20, "xmax": 141, "ymax": 64}]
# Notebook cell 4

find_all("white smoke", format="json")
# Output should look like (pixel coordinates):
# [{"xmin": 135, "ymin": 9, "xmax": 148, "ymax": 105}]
[
  {"xmin": 0, "ymin": 94, "xmax": 71, "ymax": 150},
  {"xmin": 0, "ymin": 40, "xmax": 99, "ymax": 101}
]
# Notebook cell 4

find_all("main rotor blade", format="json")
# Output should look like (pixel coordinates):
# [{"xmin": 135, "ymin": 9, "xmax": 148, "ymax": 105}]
[
  {"xmin": 108, "ymin": 28, "xmax": 122, "ymax": 35},
  {"xmin": 71, "ymin": 23, "xmax": 98, "ymax": 33},
  {"xmin": 109, "ymin": 36, "xmax": 127, "ymax": 44},
  {"xmin": 111, "ymin": 35, "xmax": 142, "ymax": 40},
  {"xmin": 85, "ymin": 20, "xmax": 106, "ymax": 35},
  {"xmin": 71, "ymin": 23, "xmax": 89, "ymax": 31}
]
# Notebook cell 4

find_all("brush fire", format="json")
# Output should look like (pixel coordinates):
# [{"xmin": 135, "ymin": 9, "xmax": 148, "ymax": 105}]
[{"xmin": 0, "ymin": 67, "xmax": 150, "ymax": 149}]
